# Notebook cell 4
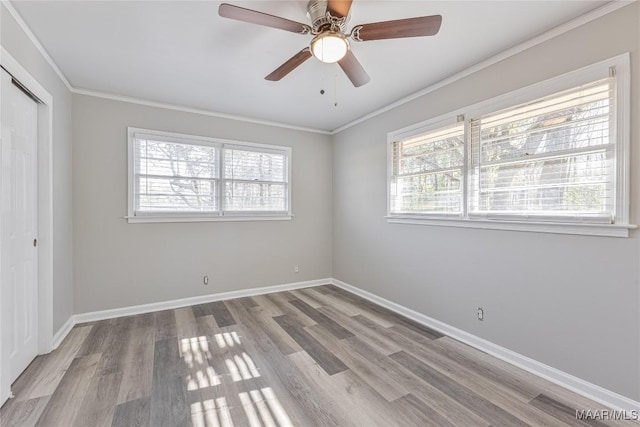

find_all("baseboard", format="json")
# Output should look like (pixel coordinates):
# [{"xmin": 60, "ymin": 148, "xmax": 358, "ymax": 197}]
[
  {"xmin": 47, "ymin": 278, "xmax": 331, "ymax": 354},
  {"xmin": 48, "ymin": 276, "xmax": 639, "ymax": 413},
  {"xmin": 73, "ymin": 278, "xmax": 331, "ymax": 324},
  {"xmin": 330, "ymin": 278, "xmax": 640, "ymax": 413},
  {"xmin": 51, "ymin": 316, "xmax": 75, "ymax": 350}
]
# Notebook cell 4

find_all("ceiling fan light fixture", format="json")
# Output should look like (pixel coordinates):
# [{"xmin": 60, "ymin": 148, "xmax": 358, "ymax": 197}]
[{"xmin": 310, "ymin": 32, "xmax": 349, "ymax": 63}]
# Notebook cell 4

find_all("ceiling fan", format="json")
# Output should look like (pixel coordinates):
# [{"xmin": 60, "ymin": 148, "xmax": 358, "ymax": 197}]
[{"xmin": 219, "ymin": 0, "xmax": 442, "ymax": 87}]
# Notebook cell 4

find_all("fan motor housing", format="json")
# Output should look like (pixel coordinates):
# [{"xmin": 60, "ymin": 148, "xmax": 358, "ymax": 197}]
[{"xmin": 307, "ymin": 0, "xmax": 350, "ymax": 33}]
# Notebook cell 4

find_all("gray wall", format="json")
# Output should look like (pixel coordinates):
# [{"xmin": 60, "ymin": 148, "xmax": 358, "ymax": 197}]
[
  {"xmin": 1, "ymin": 4, "xmax": 74, "ymax": 333},
  {"xmin": 72, "ymin": 95, "xmax": 332, "ymax": 313},
  {"xmin": 332, "ymin": 3, "xmax": 640, "ymax": 401},
  {"xmin": 5, "ymin": 0, "xmax": 638, "ymax": 402}
]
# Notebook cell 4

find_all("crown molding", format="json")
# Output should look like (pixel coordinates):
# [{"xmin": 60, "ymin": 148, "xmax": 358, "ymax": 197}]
[
  {"xmin": 2, "ymin": 0, "xmax": 330, "ymax": 135},
  {"xmin": 1, "ymin": 0, "xmax": 73, "ymax": 91},
  {"xmin": 72, "ymin": 88, "xmax": 331, "ymax": 135},
  {"xmin": 330, "ymin": 0, "xmax": 634, "ymax": 134},
  {"xmin": 2, "ymin": 0, "xmax": 632, "ymax": 136}
]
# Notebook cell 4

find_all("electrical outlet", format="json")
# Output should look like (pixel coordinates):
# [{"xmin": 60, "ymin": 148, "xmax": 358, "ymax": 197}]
[
  {"xmin": 477, "ymin": 307, "xmax": 484, "ymax": 321},
  {"xmin": 294, "ymin": 265, "xmax": 299, "ymax": 273},
  {"xmin": 203, "ymin": 275, "xmax": 209, "ymax": 285}
]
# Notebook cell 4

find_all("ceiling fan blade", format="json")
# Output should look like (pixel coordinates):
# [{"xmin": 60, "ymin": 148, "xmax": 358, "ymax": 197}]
[
  {"xmin": 338, "ymin": 50, "xmax": 370, "ymax": 87},
  {"xmin": 352, "ymin": 15, "xmax": 442, "ymax": 41},
  {"xmin": 265, "ymin": 48, "xmax": 312, "ymax": 81},
  {"xmin": 327, "ymin": 0, "xmax": 353, "ymax": 18},
  {"xmin": 219, "ymin": 3, "xmax": 310, "ymax": 34}
]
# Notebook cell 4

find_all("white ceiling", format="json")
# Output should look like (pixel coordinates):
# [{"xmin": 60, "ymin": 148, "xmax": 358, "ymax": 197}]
[{"xmin": 11, "ymin": 0, "xmax": 608, "ymax": 131}]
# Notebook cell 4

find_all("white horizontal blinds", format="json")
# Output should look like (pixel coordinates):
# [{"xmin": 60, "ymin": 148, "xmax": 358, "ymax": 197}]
[
  {"xmin": 134, "ymin": 136, "xmax": 219, "ymax": 213},
  {"xmin": 390, "ymin": 122, "xmax": 465, "ymax": 214},
  {"xmin": 469, "ymin": 77, "xmax": 615, "ymax": 222},
  {"xmin": 223, "ymin": 147, "xmax": 288, "ymax": 212}
]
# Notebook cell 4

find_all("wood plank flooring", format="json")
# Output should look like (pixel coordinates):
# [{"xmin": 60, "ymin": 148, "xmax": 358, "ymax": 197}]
[{"xmin": 1, "ymin": 284, "xmax": 633, "ymax": 426}]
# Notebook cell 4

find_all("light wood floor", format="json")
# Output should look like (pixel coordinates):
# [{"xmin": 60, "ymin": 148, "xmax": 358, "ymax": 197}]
[{"xmin": 0, "ymin": 284, "xmax": 631, "ymax": 426}]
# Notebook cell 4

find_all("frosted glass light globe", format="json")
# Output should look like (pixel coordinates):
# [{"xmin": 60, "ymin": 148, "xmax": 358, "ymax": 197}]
[{"xmin": 310, "ymin": 32, "xmax": 349, "ymax": 63}]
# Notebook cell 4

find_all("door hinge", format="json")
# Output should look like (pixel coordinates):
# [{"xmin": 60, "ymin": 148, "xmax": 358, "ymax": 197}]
[{"xmin": 33, "ymin": 238, "xmax": 37, "ymax": 247}]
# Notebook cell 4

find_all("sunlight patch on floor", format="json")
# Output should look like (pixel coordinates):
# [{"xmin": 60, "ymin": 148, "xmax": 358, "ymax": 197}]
[
  {"xmin": 239, "ymin": 387, "xmax": 293, "ymax": 427},
  {"xmin": 191, "ymin": 398, "xmax": 234, "ymax": 427},
  {"xmin": 215, "ymin": 332, "xmax": 242, "ymax": 349},
  {"xmin": 181, "ymin": 336, "xmax": 211, "ymax": 368},
  {"xmin": 183, "ymin": 332, "xmax": 291, "ymax": 427},
  {"xmin": 260, "ymin": 387, "xmax": 293, "ymax": 427},
  {"xmin": 225, "ymin": 352, "xmax": 261, "ymax": 382}
]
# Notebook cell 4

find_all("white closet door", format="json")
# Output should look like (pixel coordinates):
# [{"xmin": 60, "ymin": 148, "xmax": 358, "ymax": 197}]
[{"xmin": 1, "ymin": 68, "xmax": 39, "ymax": 390}]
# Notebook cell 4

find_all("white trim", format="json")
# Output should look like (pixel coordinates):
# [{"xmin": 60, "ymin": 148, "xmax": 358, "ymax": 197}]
[
  {"xmin": 128, "ymin": 126, "xmax": 293, "ymax": 153},
  {"xmin": 73, "ymin": 278, "xmax": 331, "ymax": 324},
  {"xmin": 4, "ymin": 0, "xmax": 631, "ymax": 136},
  {"xmin": 387, "ymin": 51, "xmax": 627, "ymax": 142},
  {"xmin": 125, "ymin": 215, "xmax": 293, "ymax": 224},
  {"xmin": 51, "ymin": 317, "xmax": 75, "ymax": 350},
  {"xmin": 1, "ymin": 0, "xmax": 73, "ymax": 91},
  {"xmin": 47, "ymin": 277, "xmax": 330, "ymax": 355},
  {"xmin": 386, "ymin": 217, "xmax": 636, "ymax": 238},
  {"xmin": 34, "ymin": 276, "xmax": 640, "ymax": 413},
  {"xmin": 614, "ymin": 50, "xmax": 631, "ymax": 226},
  {"xmin": 127, "ymin": 127, "xmax": 293, "ymax": 223},
  {"xmin": 0, "ymin": 47, "xmax": 55, "ymax": 408},
  {"xmin": 385, "ymin": 54, "xmax": 633, "ymax": 237},
  {"xmin": 1, "ymin": 48, "xmax": 55, "ymax": 354},
  {"xmin": 76, "ymin": 88, "xmax": 330, "ymax": 135},
  {"xmin": 331, "ymin": 0, "xmax": 634, "ymax": 134},
  {"xmin": 330, "ymin": 278, "xmax": 640, "ymax": 414},
  {"xmin": 4, "ymin": 0, "xmax": 326, "ymax": 135}
]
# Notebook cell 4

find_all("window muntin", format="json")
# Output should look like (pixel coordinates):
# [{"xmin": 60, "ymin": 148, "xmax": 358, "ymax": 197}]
[
  {"xmin": 387, "ymin": 55, "xmax": 630, "ymax": 234},
  {"xmin": 223, "ymin": 147, "xmax": 288, "ymax": 213},
  {"xmin": 469, "ymin": 78, "xmax": 615, "ymax": 221},
  {"xmin": 135, "ymin": 138, "xmax": 219, "ymax": 213},
  {"xmin": 390, "ymin": 123, "xmax": 465, "ymax": 215},
  {"xmin": 129, "ymin": 129, "xmax": 291, "ymax": 220}
]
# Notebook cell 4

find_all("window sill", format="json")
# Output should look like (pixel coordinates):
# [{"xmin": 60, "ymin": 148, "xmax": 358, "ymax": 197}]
[
  {"xmin": 386, "ymin": 215, "xmax": 636, "ymax": 237},
  {"xmin": 126, "ymin": 214, "xmax": 293, "ymax": 224}
]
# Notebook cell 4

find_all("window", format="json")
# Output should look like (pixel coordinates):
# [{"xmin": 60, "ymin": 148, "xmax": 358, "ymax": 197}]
[
  {"xmin": 134, "ymin": 136, "xmax": 219, "ymax": 214},
  {"xmin": 388, "ymin": 54, "xmax": 632, "ymax": 237},
  {"xmin": 128, "ymin": 128, "xmax": 291, "ymax": 222},
  {"xmin": 469, "ymin": 78, "xmax": 614, "ymax": 222},
  {"xmin": 224, "ymin": 146, "xmax": 288, "ymax": 213},
  {"xmin": 390, "ymin": 123, "xmax": 465, "ymax": 215}
]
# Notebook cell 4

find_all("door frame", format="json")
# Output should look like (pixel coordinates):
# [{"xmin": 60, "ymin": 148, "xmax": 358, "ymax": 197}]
[{"xmin": 0, "ymin": 47, "xmax": 54, "ymax": 405}]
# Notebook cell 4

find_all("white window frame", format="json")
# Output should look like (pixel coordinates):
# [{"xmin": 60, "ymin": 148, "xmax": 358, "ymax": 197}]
[
  {"xmin": 127, "ymin": 128, "xmax": 292, "ymax": 223},
  {"xmin": 387, "ymin": 116, "xmax": 467, "ymax": 219},
  {"xmin": 387, "ymin": 53, "xmax": 635, "ymax": 237}
]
